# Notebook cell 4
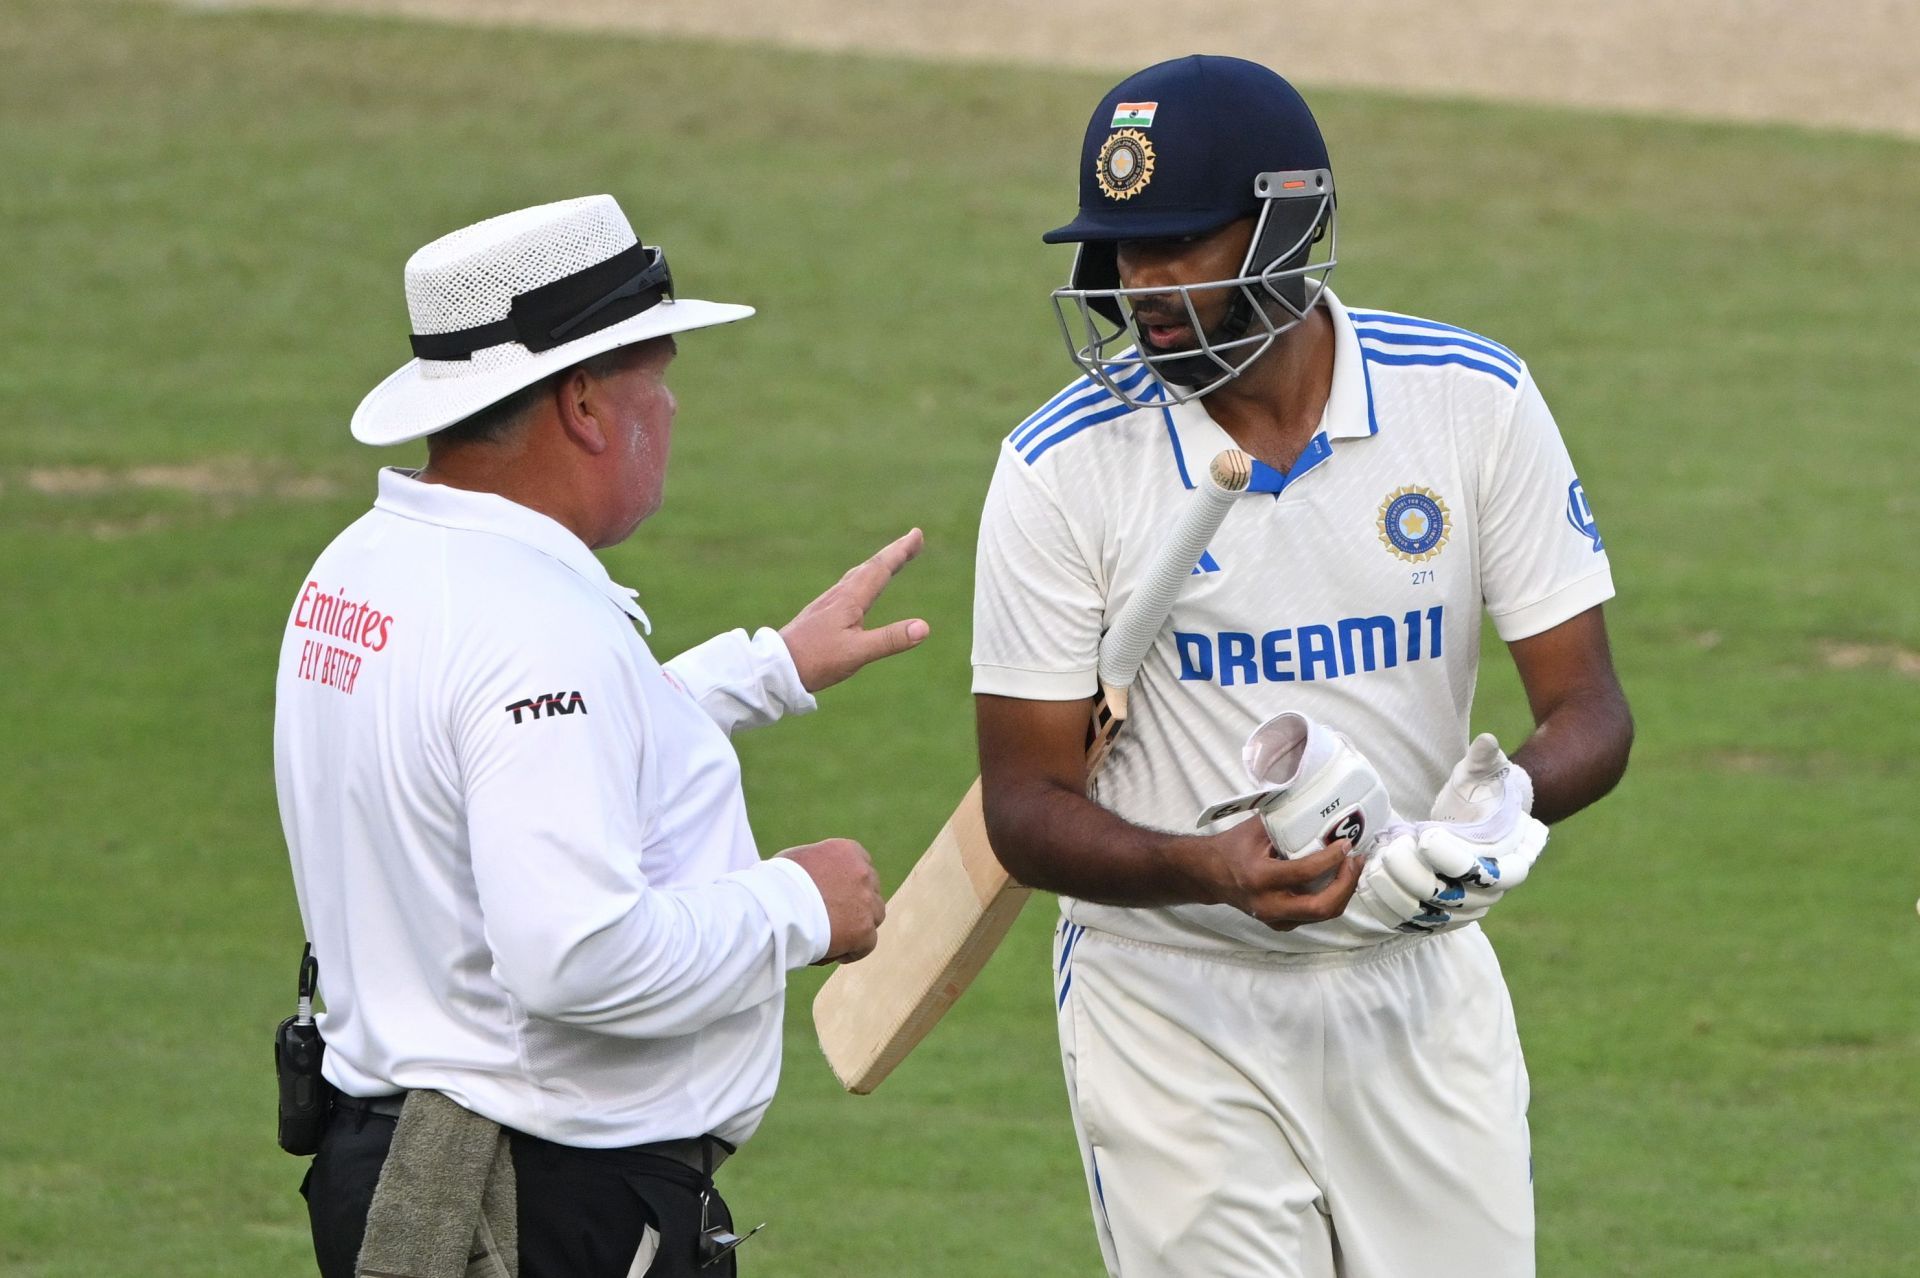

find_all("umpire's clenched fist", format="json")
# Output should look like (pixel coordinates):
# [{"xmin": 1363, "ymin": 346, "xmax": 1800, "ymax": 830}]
[
  {"xmin": 1202, "ymin": 818, "xmax": 1362, "ymax": 931},
  {"xmin": 780, "ymin": 838, "xmax": 887, "ymax": 963}
]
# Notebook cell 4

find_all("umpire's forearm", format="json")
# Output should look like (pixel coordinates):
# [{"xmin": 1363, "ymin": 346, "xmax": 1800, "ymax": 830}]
[
  {"xmin": 981, "ymin": 776, "xmax": 1217, "ymax": 906},
  {"xmin": 1511, "ymin": 684, "xmax": 1634, "ymax": 824}
]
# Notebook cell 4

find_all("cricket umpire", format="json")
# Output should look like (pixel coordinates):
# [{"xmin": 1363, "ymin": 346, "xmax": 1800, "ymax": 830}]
[
  {"xmin": 275, "ymin": 194, "xmax": 922, "ymax": 1276},
  {"xmin": 973, "ymin": 58, "xmax": 1633, "ymax": 1276}
]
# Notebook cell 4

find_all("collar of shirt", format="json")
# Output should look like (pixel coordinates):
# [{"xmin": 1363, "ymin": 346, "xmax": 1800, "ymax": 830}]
[
  {"xmin": 1159, "ymin": 287, "xmax": 1377, "ymax": 495},
  {"xmin": 372, "ymin": 467, "xmax": 652, "ymax": 633}
]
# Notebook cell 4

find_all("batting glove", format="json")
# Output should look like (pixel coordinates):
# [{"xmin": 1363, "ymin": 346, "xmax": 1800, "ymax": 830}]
[
  {"xmin": 1196, "ymin": 711, "xmax": 1398, "ymax": 862},
  {"xmin": 1432, "ymin": 732, "xmax": 1535, "ymax": 825},
  {"xmin": 1414, "ymin": 734, "xmax": 1547, "ymax": 917},
  {"xmin": 1347, "ymin": 735, "xmax": 1546, "ymax": 935},
  {"xmin": 1347, "ymin": 828, "xmax": 1465, "ymax": 935}
]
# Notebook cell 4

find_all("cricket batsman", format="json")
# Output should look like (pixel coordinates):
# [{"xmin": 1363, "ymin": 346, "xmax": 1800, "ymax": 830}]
[{"xmin": 972, "ymin": 56, "xmax": 1633, "ymax": 1276}]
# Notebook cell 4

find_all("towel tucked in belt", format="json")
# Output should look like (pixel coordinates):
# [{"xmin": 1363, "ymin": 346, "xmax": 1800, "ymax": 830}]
[{"xmin": 355, "ymin": 1091, "xmax": 518, "ymax": 1278}]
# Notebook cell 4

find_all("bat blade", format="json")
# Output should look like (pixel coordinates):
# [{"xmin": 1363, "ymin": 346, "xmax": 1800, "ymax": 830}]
[
  {"xmin": 812, "ymin": 450, "xmax": 1252, "ymax": 1092},
  {"xmin": 811, "ymin": 780, "xmax": 1030, "ymax": 1093}
]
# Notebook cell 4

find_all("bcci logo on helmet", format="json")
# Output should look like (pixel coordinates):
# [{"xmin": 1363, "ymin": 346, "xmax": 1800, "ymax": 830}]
[{"xmin": 1095, "ymin": 129, "xmax": 1156, "ymax": 201}]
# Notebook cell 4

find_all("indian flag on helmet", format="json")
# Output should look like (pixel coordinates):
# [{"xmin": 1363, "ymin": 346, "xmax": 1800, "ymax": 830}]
[{"xmin": 1110, "ymin": 101, "xmax": 1158, "ymax": 128}]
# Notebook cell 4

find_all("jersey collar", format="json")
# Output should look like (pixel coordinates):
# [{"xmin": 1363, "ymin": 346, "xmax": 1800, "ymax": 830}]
[
  {"xmin": 372, "ymin": 468, "xmax": 652, "ymax": 632},
  {"xmin": 1158, "ymin": 287, "xmax": 1377, "ymax": 493}
]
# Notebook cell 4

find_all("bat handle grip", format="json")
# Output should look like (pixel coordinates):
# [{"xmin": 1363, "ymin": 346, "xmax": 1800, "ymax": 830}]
[{"xmin": 1096, "ymin": 449, "xmax": 1252, "ymax": 692}]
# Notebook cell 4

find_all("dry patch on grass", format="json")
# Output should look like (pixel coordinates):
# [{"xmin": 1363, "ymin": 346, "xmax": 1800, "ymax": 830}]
[
  {"xmin": 1699, "ymin": 747, "xmax": 1912, "ymax": 780},
  {"xmin": 21, "ymin": 460, "xmax": 341, "ymax": 502},
  {"xmin": 1677, "ymin": 630, "xmax": 1919, "ymax": 681},
  {"xmin": 6, "ymin": 458, "xmax": 345, "ymax": 539},
  {"xmin": 1817, "ymin": 639, "xmax": 1920, "ymax": 679},
  {"xmin": 1702, "ymin": 749, "xmax": 1792, "ymax": 776},
  {"xmin": 173, "ymin": 0, "xmax": 1920, "ymax": 138}
]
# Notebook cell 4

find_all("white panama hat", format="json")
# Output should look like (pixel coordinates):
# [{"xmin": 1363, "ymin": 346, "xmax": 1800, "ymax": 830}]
[{"xmin": 351, "ymin": 194, "xmax": 753, "ymax": 446}]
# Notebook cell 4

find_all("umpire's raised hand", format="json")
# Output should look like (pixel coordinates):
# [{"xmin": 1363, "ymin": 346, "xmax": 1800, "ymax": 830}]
[{"xmin": 779, "ymin": 529, "xmax": 931, "ymax": 692}]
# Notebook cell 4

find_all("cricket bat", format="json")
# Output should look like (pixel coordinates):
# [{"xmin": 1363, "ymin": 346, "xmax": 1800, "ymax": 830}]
[{"xmin": 812, "ymin": 449, "xmax": 1254, "ymax": 1093}]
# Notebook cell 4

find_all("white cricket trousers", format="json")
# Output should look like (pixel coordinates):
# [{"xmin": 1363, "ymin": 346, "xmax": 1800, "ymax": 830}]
[{"xmin": 1053, "ymin": 920, "xmax": 1533, "ymax": 1278}]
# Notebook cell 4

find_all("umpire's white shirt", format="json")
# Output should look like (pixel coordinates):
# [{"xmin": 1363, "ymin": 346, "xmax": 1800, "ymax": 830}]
[
  {"xmin": 275, "ymin": 469, "xmax": 830, "ymax": 1149},
  {"xmin": 973, "ymin": 290, "xmax": 1615, "ymax": 953}
]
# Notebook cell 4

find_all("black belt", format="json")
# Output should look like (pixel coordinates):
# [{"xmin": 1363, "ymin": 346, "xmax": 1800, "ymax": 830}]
[
  {"xmin": 335, "ymin": 1092, "xmax": 408, "ymax": 1120},
  {"xmin": 333, "ymin": 1094, "xmax": 733, "ymax": 1174}
]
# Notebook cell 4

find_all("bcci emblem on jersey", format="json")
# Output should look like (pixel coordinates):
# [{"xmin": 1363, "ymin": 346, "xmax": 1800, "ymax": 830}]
[{"xmin": 1378, "ymin": 486, "xmax": 1450, "ymax": 562}]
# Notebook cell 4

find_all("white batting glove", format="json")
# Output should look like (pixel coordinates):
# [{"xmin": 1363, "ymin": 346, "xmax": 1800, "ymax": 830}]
[
  {"xmin": 1197, "ymin": 711, "xmax": 1397, "ymax": 859},
  {"xmin": 1414, "ymin": 734, "xmax": 1547, "ymax": 917},
  {"xmin": 1347, "ymin": 828, "xmax": 1465, "ymax": 936},
  {"xmin": 1347, "ymin": 735, "xmax": 1546, "ymax": 935},
  {"xmin": 1432, "ymin": 733, "xmax": 1535, "ymax": 825}
]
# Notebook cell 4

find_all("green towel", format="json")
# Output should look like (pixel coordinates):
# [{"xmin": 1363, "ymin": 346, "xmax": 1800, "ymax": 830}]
[{"xmin": 355, "ymin": 1091, "xmax": 518, "ymax": 1278}]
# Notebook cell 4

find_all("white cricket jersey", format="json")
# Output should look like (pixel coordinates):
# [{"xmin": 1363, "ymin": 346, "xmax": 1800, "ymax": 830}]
[
  {"xmin": 275, "ymin": 469, "xmax": 832, "ymax": 1148},
  {"xmin": 973, "ymin": 290, "xmax": 1614, "ymax": 953}
]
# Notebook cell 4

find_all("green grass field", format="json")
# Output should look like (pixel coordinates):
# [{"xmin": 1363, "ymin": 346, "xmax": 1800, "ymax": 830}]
[{"xmin": 2, "ymin": 1, "xmax": 1916, "ymax": 1273}]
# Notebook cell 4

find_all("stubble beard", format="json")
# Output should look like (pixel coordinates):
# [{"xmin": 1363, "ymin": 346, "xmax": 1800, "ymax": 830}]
[{"xmin": 1136, "ymin": 291, "xmax": 1257, "ymax": 388}]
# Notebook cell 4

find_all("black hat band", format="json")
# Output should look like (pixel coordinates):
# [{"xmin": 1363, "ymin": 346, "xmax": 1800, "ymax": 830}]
[{"xmin": 408, "ymin": 243, "xmax": 674, "ymax": 362}]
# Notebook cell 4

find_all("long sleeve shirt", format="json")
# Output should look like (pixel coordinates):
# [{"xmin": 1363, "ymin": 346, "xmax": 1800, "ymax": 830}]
[{"xmin": 274, "ymin": 467, "xmax": 829, "ymax": 1148}]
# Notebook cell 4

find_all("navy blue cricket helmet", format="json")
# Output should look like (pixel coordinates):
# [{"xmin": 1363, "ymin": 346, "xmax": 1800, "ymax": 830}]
[{"xmin": 1046, "ymin": 56, "xmax": 1338, "ymax": 406}]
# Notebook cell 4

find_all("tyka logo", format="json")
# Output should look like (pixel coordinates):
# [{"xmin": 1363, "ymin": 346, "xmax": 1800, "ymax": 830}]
[{"xmin": 504, "ymin": 691, "xmax": 589, "ymax": 724}]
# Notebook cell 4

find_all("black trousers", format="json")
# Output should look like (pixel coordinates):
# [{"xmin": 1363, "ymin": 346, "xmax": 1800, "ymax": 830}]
[{"xmin": 302, "ymin": 1100, "xmax": 738, "ymax": 1278}]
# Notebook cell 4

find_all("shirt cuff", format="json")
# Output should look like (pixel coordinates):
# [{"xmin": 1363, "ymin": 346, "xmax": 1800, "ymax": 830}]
[
  {"xmin": 728, "ymin": 856, "xmax": 834, "ymax": 968},
  {"xmin": 1488, "ymin": 568, "xmax": 1616, "ymax": 642},
  {"xmin": 749, "ymin": 626, "xmax": 817, "ymax": 718},
  {"xmin": 971, "ymin": 662, "xmax": 1100, "ymax": 700},
  {"xmin": 665, "ymin": 627, "xmax": 819, "ymax": 735}
]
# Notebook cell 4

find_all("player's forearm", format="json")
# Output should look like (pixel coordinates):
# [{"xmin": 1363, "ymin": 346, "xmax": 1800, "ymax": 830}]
[
  {"xmin": 1511, "ymin": 684, "xmax": 1633, "ymax": 824},
  {"xmin": 981, "ymin": 776, "xmax": 1219, "ymax": 906}
]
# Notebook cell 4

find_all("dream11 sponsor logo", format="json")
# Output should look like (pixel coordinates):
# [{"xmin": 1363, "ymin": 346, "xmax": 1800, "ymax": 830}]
[{"xmin": 1175, "ymin": 607, "xmax": 1445, "ymax": 686}]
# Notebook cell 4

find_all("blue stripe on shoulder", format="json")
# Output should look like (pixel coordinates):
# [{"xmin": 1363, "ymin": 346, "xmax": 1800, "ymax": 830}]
[
  {"xmin": 1358, "ymin": 348, "xmax": 1519, "ymax": 388},
  {"xmin": 1009, "ymin": 375, "xmax": 1096, "ymax": 443},
  {"xmin": 1012, "ymin": 380, "xmax": 1103, "ymax": 450},
  {"xmin": 1011, "ymin": 364, "xmax": 1154, "ymax": 451},
  {"xmin": 1353, "ymin": 326, "xmax": 1523, "ymax": 375},
  {"xmin": 1021, "ymin": 377, "xmax": 1160, "ymax": 465},
  {"xmin": 1348, "ymin": 310, "xmax": 1523, "ymax": 371}
]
